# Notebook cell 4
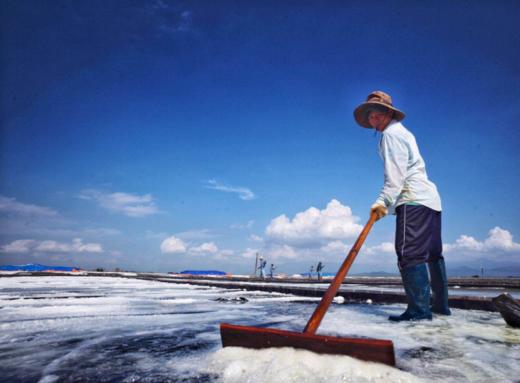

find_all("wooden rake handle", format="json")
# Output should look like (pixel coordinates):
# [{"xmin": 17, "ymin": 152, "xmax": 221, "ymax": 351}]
[{"xmin": 303, "ymin": 212, "xmax": 378, "ymax": 334}]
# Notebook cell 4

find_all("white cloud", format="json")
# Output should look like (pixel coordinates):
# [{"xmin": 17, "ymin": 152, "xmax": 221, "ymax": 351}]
[
  {"xmin": 265, "ymin": 199, "xmax": 362, "ymax": 247},
  {"xmin": 321, "ymin": 240, "xmax": 349, "ymax": 254},
  {"xmin": 231, "ymin": 220, "xmax": 255, "ymax": 229},
  {"xmin": 214, "ymin": 249, "xmax": 234, "ymax": 260},
  {"xmin": 242, "ymin": 245, "xmax": 298, "ymax": 261},
  {"xmin": 160, "ymin": 234, "xmax": 228, "ymax": 258},
  {"xmin": 79, "ymin": 189, "xmax": 160, "ymax": 217},
  {"xmin": 444, "ymin": 235, "xmax": 484, "ymax": 252},
  {"xmin": 241, "ymin": 248, "xmax": 259, "ymax": 259},
  {"xmin": 0, "ymin": 214, "xmax": 121, "ymax": 238},
  {"xmin": 0, "ymin": 238, "xmax": 103, "ymax": 254},
  {"xmin": 0, "ymin": 239, "xmax": 36, "ymax": 253},
  {"xmin": 240, "ymin": 200, "xmax": 365, "ymax": 262},
  {"xmin": 35, "ymin": 240, "xmax": 71, "ymax": 253},
  {"xmin": 72, "ymin": 239, "xmax": 103, "ymax": 253},
  {"xmin": 249, "ymin": 234, "xmax": 264, "ymax": 242},
  {"xmin": 160, "ymin": 236, "xmax": 187, "ymax": 253},
  {"xmin": 365, "ymin": 242, "xmax": 395, "ymax": 256},
  {"xmin": 484, "ymin": 227, "xmax": 520, "ymax": 251},
  {"xmin": 0, "ymin": 195, "xmax": 59, "ymax": 217},
  {"xmin": 35, "ymin": 238, "xmax": 103, "ymax": 253},
  {"xmin": 444, "ymin": 227, "xmax": 520, "ymax": 254},
  {"xmin": 356, "ymin": 241, "xmax": 397, "ymax": 269},
  {"xmin": 219, "ymin": 249, "xmax": 234, "ymax": 257},
  {"xmin": 265, "ymin": 244, "xmax": 298, "ymax": 259},
  {"xmin": 190, "ymin": 242, "xmax": 219, "ymax": 255},
  {"xmin": 205, "ymin": 179, "xmax": 256, "ymax": 200}
]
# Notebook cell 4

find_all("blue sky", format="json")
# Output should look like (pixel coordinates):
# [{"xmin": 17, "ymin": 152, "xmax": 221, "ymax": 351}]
[{"xmin": 1, "ymin": 0, "xmax": 520, "ymax": 275}]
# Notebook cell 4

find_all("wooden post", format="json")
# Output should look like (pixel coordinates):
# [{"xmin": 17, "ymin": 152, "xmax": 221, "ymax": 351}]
[{"xmin": 254, "ymin": 252, "xmax": 259, "ymax": 277}]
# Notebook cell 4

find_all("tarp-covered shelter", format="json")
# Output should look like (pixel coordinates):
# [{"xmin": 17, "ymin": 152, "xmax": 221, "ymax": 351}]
[{"xmin": 179, "ymin": 270, "xmax": 228, "ymax": 276}]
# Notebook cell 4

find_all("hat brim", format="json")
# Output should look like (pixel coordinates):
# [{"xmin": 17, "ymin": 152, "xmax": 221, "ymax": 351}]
[{"xmin": 354, "ymin": 102, "xmax": 405, "ymax": 128}]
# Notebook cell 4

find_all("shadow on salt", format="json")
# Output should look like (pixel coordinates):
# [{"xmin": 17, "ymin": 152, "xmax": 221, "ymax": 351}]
[{"xmin": 204, "ymin": 347, "xmax": 422, "ymax": 383}]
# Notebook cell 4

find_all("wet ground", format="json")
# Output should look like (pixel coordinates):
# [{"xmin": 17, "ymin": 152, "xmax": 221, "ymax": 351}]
[{"xmin": 1, "ymin": 276, "xmax": 519, "ymax": 382}]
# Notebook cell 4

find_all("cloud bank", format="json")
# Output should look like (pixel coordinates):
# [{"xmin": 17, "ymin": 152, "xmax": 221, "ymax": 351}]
[
  {"xmin": 0, "ymin": 195, "xmax": 59, "ymax": 217},
  {"xmin": 1, "ymin": 238, "xmax": 103, "ymax": 254}
]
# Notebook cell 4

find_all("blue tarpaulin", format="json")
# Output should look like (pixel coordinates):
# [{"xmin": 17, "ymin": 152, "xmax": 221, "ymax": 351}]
[
  {"xmin": 179, "ymin": 270, "xmax": 227, "ymax": 276},
  {"xmin": 0, "ymin": 264, "xmax": 81, "ymax": 272}
]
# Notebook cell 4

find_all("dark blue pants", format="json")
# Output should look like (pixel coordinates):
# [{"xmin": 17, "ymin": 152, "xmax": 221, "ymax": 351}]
[{"xmin": 395, "ymin": 204, "xmax": 443, "ymax": 270}]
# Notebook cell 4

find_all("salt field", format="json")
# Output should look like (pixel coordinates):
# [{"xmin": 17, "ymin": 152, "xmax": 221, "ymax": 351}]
[
  {"xmin": 164, "ymin": 278, "xmax": 520, "ymax": 299},
  {"xmin": 1, "ymin": 276, "xmax": 519, "ymax": 382}
]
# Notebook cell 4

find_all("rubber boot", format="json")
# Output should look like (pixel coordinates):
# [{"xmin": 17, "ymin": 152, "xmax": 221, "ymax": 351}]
[
  {"xmin": 389, "ymin": 263, "xmax": 432, "ymax": 321},
  {"xmin": 428, "ymin": 259, "xmax": 451, "ymax": 315}
]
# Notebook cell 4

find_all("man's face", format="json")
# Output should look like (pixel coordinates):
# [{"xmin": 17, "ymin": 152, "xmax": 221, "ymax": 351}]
[{"xmin": 368, "ymin": 110, "xmax": 389, "ymax": 131}]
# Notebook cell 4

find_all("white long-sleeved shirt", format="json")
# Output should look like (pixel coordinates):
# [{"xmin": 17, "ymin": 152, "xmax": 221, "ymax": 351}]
[{"xmin": 375, "ymin": 120, "xmax": 442, "ymax": 212}]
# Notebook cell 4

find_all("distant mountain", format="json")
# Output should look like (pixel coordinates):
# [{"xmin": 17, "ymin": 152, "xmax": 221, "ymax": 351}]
[
  {"xmin": 351, "ymin": 271, "xmax": 399, "ymax": 277},
  {"xmin": 447, "ymin": 266, "xmax": 480, "ymax": 277},
  {"xmin": 448, "ymin": 265, "xmax": 520, "ymax": 277},
  {"xmin": 487, "ymin": 266, "xmax": 520, "ymax": 277}
]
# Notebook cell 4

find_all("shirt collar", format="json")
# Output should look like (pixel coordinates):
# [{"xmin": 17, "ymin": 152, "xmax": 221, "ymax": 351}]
[{"xmin": 382, "ymin": 119, "xmax": 399, "ymax": 133}]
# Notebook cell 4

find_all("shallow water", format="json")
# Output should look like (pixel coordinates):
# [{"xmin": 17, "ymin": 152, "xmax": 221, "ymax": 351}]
[{"xmin": 0, "ymin": 276, "xmax": 519, "ymax": 382}]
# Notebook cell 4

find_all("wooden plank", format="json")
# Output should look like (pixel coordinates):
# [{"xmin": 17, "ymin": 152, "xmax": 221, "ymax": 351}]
[{"xmin": 220, "ymin": 323, "xmax": 395, "ymax": 366}]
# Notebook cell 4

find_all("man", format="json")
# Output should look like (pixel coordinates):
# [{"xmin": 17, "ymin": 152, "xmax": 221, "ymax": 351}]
[
  {"xmin": 269, "ymin": 263, "xmax": 276, "ymax": 279},
  {"xmin": 316, "ymin": 261, "xmax": 325, "ymax": 281},
  {"xmin": 354, "ymin": 91, "xmax": 451, "ymax": 321},
  {"xmin": 258, "ymin": 257, "xmax": 267, "ymax": 279}
]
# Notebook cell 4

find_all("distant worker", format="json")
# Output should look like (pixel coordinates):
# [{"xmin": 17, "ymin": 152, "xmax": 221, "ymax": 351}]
[
  {"xmin": 354, "ymin": 91, "xmax": 451, "ymax": 321},
  {"xmin": 316, "ymin": 261, "xmax": 325, "ymax": 281},
  {"xmin": 269, "ymin": 263, "xmax": 276, "ymax": 279},
  {"xmin": 309, "ymin": 265, "xmax": 314, "ymax": 280},
  {"xmin": 258, "ymin": 258, "xmax": 267, "ymax": 279}
]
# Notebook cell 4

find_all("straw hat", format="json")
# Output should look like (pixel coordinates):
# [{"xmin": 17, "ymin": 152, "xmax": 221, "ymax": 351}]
[{"xmin": 354, "ymin": 91, "xmax": 405, "ymax": 128}]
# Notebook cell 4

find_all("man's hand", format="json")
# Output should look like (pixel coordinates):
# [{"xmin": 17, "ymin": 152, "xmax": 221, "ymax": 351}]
[{"xmin": 370, "ymin": 203, "xmax": 388, "ymax": 221}]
